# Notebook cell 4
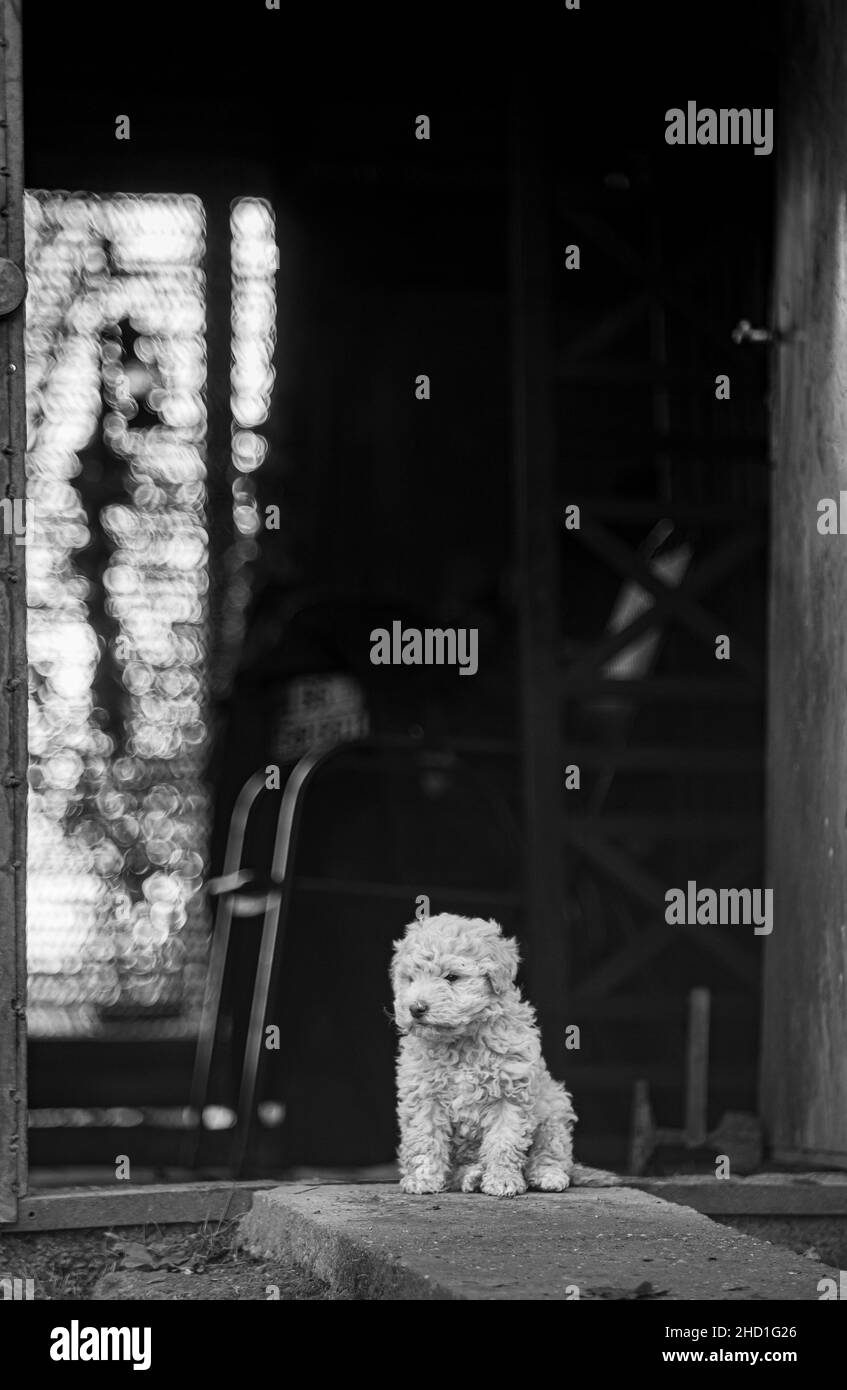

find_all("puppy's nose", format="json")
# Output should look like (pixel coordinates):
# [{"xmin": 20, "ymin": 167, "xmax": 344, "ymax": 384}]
[{"xmin": 410, "ymin": 1002, "xmax": 429, "ymax": 1019}]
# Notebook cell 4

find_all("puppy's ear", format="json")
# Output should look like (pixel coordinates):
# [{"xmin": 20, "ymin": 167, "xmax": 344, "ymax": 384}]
[
  {"xmin": 389, "ymin": 935, "xmax": 409, "ymax": 990},
  {"xmin": 484, "ymin": 932, "xmax": 520, "ymax": 995},
  {"xmin": 390, "ymin": 916, "xmax": 427, "ymax": 988}
]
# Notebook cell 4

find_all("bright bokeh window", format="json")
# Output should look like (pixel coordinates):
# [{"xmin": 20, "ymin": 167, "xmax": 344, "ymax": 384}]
[
  {"xmin": 24, "ymin": 192, "xmax": 211, "ymax": 1037},
  {"xmin": 24, "ymin": 192, "xmax": 278, "ymax": 1043}
]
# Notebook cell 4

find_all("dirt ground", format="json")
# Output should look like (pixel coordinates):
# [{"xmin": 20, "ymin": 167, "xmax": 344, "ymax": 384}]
[{"xmin": 0, "ymin": 1222, "xmax": 337, "ymax": 1300}]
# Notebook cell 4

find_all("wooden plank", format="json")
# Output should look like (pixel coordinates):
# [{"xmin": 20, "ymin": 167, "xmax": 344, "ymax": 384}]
[
  {"xmin": 562, "ymin": 1063, "xmax": 755, "ymax": 1087},
  {"xmin": 557, "ymin": 361, "xmax": 703, "ymax": 384},
  {"xmin": 761, "ymin": 0, "xmax": 847, "ymax": 1164},
  {"xmin": 566, "ymin": 497, "xmax": 767, "ymax": 524},
  {"xmin": 634, "ymin": 1176, "xmax": 847, "ymax": 1216},
  {"xmin": 0, "ymin": 0, "xmax": 26, "ymax": 1224},
  {"xmin": 563, "ymin": 434, "xmax": 768, "ymax": 464},
  {"xmin": 771, "ymin": 1149, "xmax": 847, "ymax": 1175},
  {"xmin": 568, "ymin": 994, "xmax": 754, "ymax": 1021},
  {"xmin": 571, "ymin": 916, "xmax": 759, "ymax": 1001},
  {"xmin": 561, "ymin": 675, "xmax": 762, "ymax": 702},
  {"xmin": 566, "ymin": 829, "xmax": 761, "ymax": 918},
  {"xmin": 563, "ymin": 744, "xmax": 763, "ymax": 771},
  {"xmin": 293, "ymin": 877, "xmax": 521, "ymax": 905},
  {"xmin": 684, "ymin": 989, "xmax": 711, "ymax": 1146},
  {"xmin": 571, "ymin": 815, "xmax": 759, "ymax": 837},
  {"xmin": 4, "ymin": 1181, "xmax": 276, "ymax": 1232}
]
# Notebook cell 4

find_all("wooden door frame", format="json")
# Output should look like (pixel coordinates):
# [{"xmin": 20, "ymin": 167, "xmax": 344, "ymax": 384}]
[
  {"xmin": 761, "ymin": 0, "xmax": 847, "ymax": 1169},
  {"xmin": 0, "ymin": 0, "xmax": 27, "ymax": 1222}
]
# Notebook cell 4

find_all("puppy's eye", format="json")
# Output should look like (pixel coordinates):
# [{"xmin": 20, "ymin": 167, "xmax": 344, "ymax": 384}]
[{"xmin": 444, "ymin": 973, "xmax": 461, "ymax": 984}]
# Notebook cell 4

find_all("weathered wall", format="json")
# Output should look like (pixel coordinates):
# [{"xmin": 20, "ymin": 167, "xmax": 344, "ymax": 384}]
[{"xmin": 762, "ymin": 0, "xmax": 847, "ymax": 1163}]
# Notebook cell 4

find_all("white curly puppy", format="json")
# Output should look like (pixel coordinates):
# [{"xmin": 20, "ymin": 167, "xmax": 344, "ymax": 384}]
[{"xmin": 391, "ymin": 912, "xmax": 576, "ymax": 1197}]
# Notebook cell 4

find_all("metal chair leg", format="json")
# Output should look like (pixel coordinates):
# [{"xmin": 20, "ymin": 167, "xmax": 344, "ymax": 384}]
[
  {"xmin": 183, "ymin": 770, "xmax": 268, "ymax": 1167},
  {"xmin": 230, "ymin": 745, "xmax": 342, "ymax": 1175}
]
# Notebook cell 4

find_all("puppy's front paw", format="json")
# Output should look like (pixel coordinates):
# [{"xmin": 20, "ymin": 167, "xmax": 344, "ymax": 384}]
[
  {"xmin": 480, "ymin": 1168, "xmax": 527, "ymax": 1198},
  {"xmin": 457, "ymin": 1164, "xmax": 483, "ymax": 1193},
  {"xmin": 530, "ymin": 1165, "xmax": 571, "ymax": 1191},
  {"xmin": 400, "ymin": 1169, "xmax": 447, "ymax": 1195}
]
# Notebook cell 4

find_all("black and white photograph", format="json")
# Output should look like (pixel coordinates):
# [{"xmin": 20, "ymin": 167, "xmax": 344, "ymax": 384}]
[{"xmin": 0, "ymin": 0, "xmax": 844, "ymax": 1363}]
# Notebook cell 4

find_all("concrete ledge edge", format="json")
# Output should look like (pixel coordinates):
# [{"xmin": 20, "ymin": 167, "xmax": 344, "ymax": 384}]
[{"xmin": 240, "ymin": 1198, "xmax": 458, "ymax": 1300}]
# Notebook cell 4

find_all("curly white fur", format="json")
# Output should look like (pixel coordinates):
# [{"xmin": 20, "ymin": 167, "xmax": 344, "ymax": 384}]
[{"xmin": 391, "ymin": 913, "xmax": 576, "ymax": 1198}]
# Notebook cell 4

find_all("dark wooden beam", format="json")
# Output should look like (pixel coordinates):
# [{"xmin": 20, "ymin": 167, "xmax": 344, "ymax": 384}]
[
  {"xmin": 5, "ymin": 1181, "xmax": 276, "ymax": 1232},
  {"xmin": 510, "ymin": 93, "xmax": 568, "ymax": 1073}
]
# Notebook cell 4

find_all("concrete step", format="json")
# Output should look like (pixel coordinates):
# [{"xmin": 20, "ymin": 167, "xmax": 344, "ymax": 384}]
[{"xmin": 240, "ymin": 1180, "xmax": 843, "ymax": 1301}]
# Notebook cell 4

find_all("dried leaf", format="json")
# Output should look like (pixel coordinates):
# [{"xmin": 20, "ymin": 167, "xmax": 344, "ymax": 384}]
[{"xmin": 113, "ymin": 1240, "xmax": 158, "ymax": 1270}]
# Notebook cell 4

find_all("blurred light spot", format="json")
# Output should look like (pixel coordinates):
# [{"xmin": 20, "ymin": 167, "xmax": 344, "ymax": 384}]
[
  {"xmin": 217, "ymin": 198, "xmax": 278, "ymax": 696},
  {"xmin": 202, "ymin": 1105, "xmax": 237, "ymax": 1131},
  {"xmin": 257, "ymin": 1101, "xmax": 286, "ymax": 1128}
]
